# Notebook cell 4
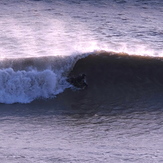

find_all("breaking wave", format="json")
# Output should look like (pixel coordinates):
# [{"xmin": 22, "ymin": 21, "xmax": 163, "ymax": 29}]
[
  {"xmin": 0, "ymin": 68, "xmax": 69, "ymax": 104},
  {"xmin": 1, "ymin": 51, "xmax": 163, "ymax": 104},
  {"xmin": 0, "ymin": 55, "xmax": 80, "ymax": 104}
]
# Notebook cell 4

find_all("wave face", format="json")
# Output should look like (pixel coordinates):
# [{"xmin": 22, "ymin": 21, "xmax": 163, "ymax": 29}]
[
  {"xmin": 70, "ymin": 52, "xmax": 163, "ymax": 87},
  {"xmin": 65, "ymin": 52, "xmax": 163, "ymax": 111}
]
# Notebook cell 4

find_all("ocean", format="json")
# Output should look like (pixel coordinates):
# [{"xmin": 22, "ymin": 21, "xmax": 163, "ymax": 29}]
[{"xmin": 0, "ymin": 0, "xmax": 163, "ymax": 162}]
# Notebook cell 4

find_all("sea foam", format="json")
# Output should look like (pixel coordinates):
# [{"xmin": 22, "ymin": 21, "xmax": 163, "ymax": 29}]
[{"xmin": 0, "ymin": 68, "xmax": 69, "ymax": 104}]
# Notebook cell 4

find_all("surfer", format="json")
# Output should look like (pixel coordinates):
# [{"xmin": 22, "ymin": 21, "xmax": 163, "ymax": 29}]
[{"xmin": 67, "ymin": 74, "xmax": 88, "ymax": 89}]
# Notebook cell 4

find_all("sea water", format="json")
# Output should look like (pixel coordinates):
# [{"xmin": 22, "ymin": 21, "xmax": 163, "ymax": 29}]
[
  {"xmin": 0, "ymin": 0, "xmax": 163, "ymax": 162},
  {"xmin": 1, "ymin": 0, "xmax": 163, "ymax": 59}
]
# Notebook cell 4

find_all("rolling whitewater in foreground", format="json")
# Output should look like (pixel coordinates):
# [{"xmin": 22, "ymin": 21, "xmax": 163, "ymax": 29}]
[{"xmin": 0, "ymin": 0, "xmax": 163, "ymax": 163}]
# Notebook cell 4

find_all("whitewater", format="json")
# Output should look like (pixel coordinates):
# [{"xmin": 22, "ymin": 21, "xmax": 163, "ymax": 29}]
[{"xmin": 0, "ymin": 0, "xmax": 163, "ymax": 162}]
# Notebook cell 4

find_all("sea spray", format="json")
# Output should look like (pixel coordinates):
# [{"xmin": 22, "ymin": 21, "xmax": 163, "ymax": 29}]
[{"xmin": 0, "ymin": 68, "xmax": 69, "ymax": 104}]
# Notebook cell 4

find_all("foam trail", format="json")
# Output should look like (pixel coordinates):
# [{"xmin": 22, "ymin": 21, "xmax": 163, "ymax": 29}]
[{"xmin": 0, "ymin": 68, "xmax": 69, "ymax": 104}]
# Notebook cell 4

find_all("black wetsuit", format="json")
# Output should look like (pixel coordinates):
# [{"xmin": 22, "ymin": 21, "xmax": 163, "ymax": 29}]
[{"xmin": 67, "ymin": 74, "xmax": 88, "ymax": 89}]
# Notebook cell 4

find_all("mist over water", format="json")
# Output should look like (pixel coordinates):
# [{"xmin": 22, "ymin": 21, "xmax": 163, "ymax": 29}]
[
  {"xmin": 0, "ymin": 0, "xmax": 163, "ymax": 162},
  {"xmin": 0, "ymin": 0, "xmax": 163, "ymax": 58}
]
